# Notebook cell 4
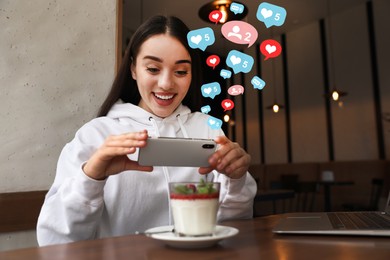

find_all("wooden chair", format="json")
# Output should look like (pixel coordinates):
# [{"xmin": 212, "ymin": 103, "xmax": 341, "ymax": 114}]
[
  {"xmin": 294, "ymin": 181, "xmax": 319, "ymax": 212},
  {"xmin": 268, "ymin": 174, "xmax": 300, "ymax": 213},
  {"xmin": 280, "ymin": 174, "xmax": 300, "ymax": 190},
  {"xmin": 264, "ymin": 175, "xmax": 319, "ymax": 213},
  {"xmin": 342, "ymin": 178, "xmax": 384, "ymax": 211},
  {"xmin": 253, "ymin": 189, "xmax": 295, "ymax": 217}
]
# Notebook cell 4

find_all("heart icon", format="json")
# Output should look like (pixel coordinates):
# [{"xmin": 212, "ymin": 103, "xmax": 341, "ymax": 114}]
[
  {"xmin": 209, "ymin": 119, "xmax": 216, "ymax": 125},
  {"xmin": 190, "ymin": 35, "xmax": 202, "ymax": 45},
  {"xmin": 230, "ymin": 55, "xmax": 241, "ymax": 65},
  {"xmin": 221, "ymin": 98, "xmax": 235, "ymax": 111},
  {"xmin": 261, "ymin": 8, "xmax": 273, "ymax": 19},
  {"xmin": 203, "ymin": 87, "xmax": 212, "ymax": 95},
  {"xmin": 209, "ymin": 58, "xmax": 217, "ymax": 64},
  {"xmin": 212, "ymin": 13, "xmax": 219, "ymax": 20},
  {"xmin": 265, "ymin": 44, "xmax": 276, "ymax": 54}
]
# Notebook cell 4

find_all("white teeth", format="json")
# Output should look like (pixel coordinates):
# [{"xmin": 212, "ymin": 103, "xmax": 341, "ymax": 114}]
[{"xmin": 154, "ymin": 93, "xmax": 174, "ymax": 100}]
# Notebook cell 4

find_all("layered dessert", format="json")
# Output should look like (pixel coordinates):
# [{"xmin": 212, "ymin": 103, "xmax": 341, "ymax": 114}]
[{"xmin": 169, "ymin": 181, "xmax": 220, "ymax": 237}]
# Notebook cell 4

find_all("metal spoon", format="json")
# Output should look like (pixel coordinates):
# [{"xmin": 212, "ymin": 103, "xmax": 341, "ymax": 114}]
[{"xmin": 135, "ymin": 228, "xmax": 175, "ymax": 236}]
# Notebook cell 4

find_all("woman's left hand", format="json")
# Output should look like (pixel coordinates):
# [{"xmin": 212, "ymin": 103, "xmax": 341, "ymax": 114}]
[{"xmin": 199, "ymin": 136, "xmax": 251, "ymax": 179}]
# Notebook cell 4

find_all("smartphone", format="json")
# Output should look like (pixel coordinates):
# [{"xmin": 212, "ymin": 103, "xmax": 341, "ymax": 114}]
[{"xmin": 138, "ymin": 137, "xmax": 217, "ymax": 167}]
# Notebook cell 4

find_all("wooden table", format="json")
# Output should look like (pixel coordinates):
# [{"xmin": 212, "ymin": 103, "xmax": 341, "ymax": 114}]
[{"xmin": 1, "ymin": 215, "xmax": 389, "ymax": 260}]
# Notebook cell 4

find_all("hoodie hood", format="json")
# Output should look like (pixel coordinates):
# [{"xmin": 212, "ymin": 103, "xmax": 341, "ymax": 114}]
[{"xmin": 106, "ymin": 101, "xmax": 192, "ymax": 137}]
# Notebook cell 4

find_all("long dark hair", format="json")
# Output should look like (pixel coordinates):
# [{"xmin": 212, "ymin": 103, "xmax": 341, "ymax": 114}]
[{"xmin": 97, "ymin": 15, "xmax": 203, "ymax": 117}]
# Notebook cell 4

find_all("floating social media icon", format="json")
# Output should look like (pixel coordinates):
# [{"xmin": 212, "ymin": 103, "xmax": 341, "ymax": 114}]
[
  {"xmin": 251, "ymin": 76, "xmax": 266, "ymax": 90},
  {"xmin": 221, "ymin": 21, "xmax": 258, "ymax": 48},
  {"xmin": 226, "ymin": 50, "xmax": 254, "ymax": 74},
  {"xmin": 256, "ymin": 2, "xmax": 287, "ymax": 28},
  {"xmin": 201, "ymin": 105, "xmax": 211, "ymax": 114},
  {"xmin": 228, "ymin": 85, "xmax": 244, "ymax": 95},
  {"xmin": 220, "ymin": 69, "xmax": 232, "ymax": 79},
  {"xmin": 260, "ymin": 39, "xmax": 282, "ymax": 60},
  {"xmin": 221, "ymin": 99, "xmax": 235, "ymax": 111},
  {"xmin": 206, "ymin": 54, "xmax": 220, "ymax": 69},
  {"xmin": 201, "ymin": 82, "xmax": 221, "ymax": 99},
  {"xmin": 209, "ymin": 10, "xmax": 223, "ymax": 24},
  {"xmin": 230, "ymin": 2, "xmax": 245, "ymax": 15},
  {"xmin": 207, "ymin": 116, "xmax": 223, "ymax": 130},
  {"xmin": 187, "ymin": 27, "xmax": 215, "ymax": 51}
]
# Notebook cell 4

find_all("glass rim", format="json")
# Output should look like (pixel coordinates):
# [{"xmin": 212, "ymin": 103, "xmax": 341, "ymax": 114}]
[
  {"xmin": 168, "ymin": 181, "xmax": 221, "ymax": 184},
  {"xmin": 168, "ymin": 181, "xmax": 220, "ymax": 185}
]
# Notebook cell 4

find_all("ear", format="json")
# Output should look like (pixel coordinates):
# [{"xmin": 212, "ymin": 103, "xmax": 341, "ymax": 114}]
[{"xmin": 130, "ymin": 62, "xmax": 136, "ymax": 80}]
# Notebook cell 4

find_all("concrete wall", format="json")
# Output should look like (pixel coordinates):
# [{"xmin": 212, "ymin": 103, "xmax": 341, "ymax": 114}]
[{"xmin": 0, "ymin": 0, "xmax": 116, "ymax": 251}]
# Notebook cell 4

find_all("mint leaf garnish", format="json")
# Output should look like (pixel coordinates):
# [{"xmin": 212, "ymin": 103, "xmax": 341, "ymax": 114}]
[
  {"xmin": 174, "ymin": 185, "xmax": 194, "ymax": 194},
  {"xmin": 173, "ymin": 179, "xmax": 217, "ymax": 195}
]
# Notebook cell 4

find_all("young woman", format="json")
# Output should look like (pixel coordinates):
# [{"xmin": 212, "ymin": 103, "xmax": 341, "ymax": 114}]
[{"xmin": 37, "ymin": 15, "xmax": 256, "ymax": 246}]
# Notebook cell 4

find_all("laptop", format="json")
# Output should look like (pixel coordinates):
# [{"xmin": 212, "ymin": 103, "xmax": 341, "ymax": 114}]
[{"xmin": 273, "ymin": 191, "xmax": 390, "ymax": 236}]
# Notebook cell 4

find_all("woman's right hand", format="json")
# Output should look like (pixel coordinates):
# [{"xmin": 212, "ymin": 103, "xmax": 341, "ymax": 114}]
[{"xmin": 82, "ymin": 129, "xmax": 153, "ymax": 180}]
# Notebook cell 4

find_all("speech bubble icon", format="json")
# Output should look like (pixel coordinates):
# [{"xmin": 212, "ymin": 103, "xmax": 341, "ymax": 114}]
[
  {"xmin": 207, "ymin": 116, "xmax": 223, "ymax": 130},
  {"xmin": 220, "ymin": 69, "xmax": 232, "ymax": 79},
  {"xmin": 221, "ymin": 21, "xmax": 258, "ymax": 48},
  {"xmin": 256, "ymin": 2, "xmax": 287, "ymax": 28},
  {"xmin": 209, "ymin": 10, "xmax": 222, "ymax": 24},
  {"xmin": 251, "ymin": 76, "xmax": 266, "ymax": 90},
  {"xmin": 260, "ymin": 39, "xmax": 282, "ymax": 60},
  {"xmin": 230, "ymin": 2, "xmax": 245, "ymax": 15},
  {"xmin": 201, "ymin": 105, "xmax": 211, "ymax": 114},
  {"xmin": 187, "ymin": 27, "xmax": 215, "ymax": 51},
  {"xmin": 201, "ymin": 82, "xmax": 221, "ymax": 99},
  {"xmin": 228, "ymin": 85, "xmax": 244, "ymax": 95},
  {"xmin": 221, "ymin": 99, "xmax": 235, "ymax": 111},
  {"xmin": 206, "ymin": 54, "xmax": 220, "ymax": 69},
  {"xmin": 226, "ymin": 50, "xmax": 254, "ymax": 74}
]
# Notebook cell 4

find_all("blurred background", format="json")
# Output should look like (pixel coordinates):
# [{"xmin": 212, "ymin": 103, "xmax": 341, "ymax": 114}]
[{"xmin": 1, "ymin": 0, "xmax": 389, "ymax": 252}]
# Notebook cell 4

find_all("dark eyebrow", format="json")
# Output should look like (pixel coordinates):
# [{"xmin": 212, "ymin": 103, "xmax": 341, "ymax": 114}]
[
  {"xmin": 143, "ymin": 55, "xmax": 191, "ymax": 65},
  {"xmin": 176, "ymin": 60, "xmax": 192, "ymax": 65},
  {"xmin": 143, "ymin": 55, "xmax": 162, "ymax": 62}
]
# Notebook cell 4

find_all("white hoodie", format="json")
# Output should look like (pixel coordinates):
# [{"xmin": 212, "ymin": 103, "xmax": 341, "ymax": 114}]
[{"xmin": 37, "ymin": 102, "xmax": 257, "ymax": 246}]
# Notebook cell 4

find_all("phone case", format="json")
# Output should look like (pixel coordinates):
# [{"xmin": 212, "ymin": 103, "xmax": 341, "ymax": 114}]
[{"xmin": 138, "ymin": 137, "xmax": 217, "ymax": 167}]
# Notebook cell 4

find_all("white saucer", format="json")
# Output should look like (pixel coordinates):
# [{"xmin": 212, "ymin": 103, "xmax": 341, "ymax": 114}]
[{"xmin": 145, "ymin": 225, "xmax": 239, "ymax": 249}]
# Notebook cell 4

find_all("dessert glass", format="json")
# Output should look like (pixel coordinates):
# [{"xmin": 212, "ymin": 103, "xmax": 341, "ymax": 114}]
[{"xmin": 169, "ymin": 181, "xmax": 220, "ymax": 237}]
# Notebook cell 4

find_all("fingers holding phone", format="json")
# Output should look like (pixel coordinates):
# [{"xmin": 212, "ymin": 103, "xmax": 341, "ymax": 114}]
[
  {"xmin": 199, "ymin": 136, "xmax": 251, "ymax": 179},
  {"xmin": 83, "ymin": 130, "xmax": 152, "ymax": 180}
]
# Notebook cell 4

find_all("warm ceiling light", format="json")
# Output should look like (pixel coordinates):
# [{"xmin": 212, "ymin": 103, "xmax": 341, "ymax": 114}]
[
  {"xmin": 266, "ymin": 102, "xmax": 284, "ymax": 113},
  {"xmin": 331, "ymin": 89, "xmax": 348, "ymax": 101},
  {"xmin": 324, "ymin": 89, "xmax": 348, "ymax": 101},
  {"xmin": 218, "ymin": 5, "xmax": 228, "ymax": 23},
  {"xmin": 332, "ymin": 90, "xmax": 339, "ymax": 101},
  {"xmin": 273, "ymin": 104, "xmax": 280, "ymax": 113},
  {"xmin": 199, "ymin": 0, "xmax": 248, "ymax": 24},
  {"xmin": 223, "ymin": 114, "xmax": 230, "ymax": 122}
]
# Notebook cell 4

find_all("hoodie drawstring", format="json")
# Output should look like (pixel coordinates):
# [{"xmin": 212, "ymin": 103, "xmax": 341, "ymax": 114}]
[
  {"xmin": 176, "ymin": 114, "xmax": 189, "ymax": 138},
  {"xmin": 148, "ymin": 116, "xmax": 161, "ymax": 137}
]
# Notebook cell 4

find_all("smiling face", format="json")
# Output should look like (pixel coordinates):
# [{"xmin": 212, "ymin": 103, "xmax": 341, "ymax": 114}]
[{"xmin": 131, "ymin": 34, "xmax": 192, "ymax": 118}]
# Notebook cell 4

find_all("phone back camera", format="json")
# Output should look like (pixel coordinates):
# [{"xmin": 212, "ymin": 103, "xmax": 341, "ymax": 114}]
[{"xmin": 202, "ymin": 144, "xmax": 215, "ymax": 149}]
